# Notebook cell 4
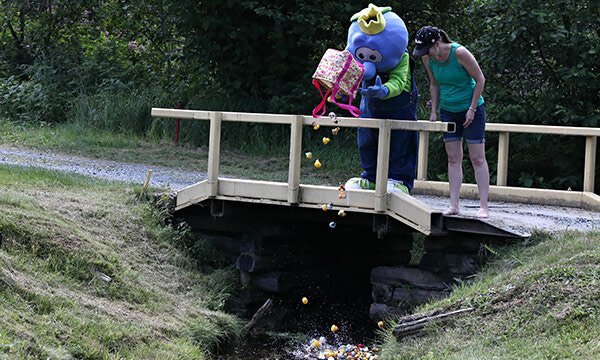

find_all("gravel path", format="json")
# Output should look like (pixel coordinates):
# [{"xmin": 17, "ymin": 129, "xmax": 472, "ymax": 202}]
[
  {"xmin": 2, "ymin": 145, "xmax": 599, "ymax": 235},
  {"xmin": 0, "ymin": 146, "xmax": 205, "ymax": 190}
]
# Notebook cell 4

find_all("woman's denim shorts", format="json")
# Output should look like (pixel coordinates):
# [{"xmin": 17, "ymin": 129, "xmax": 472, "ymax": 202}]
[{"xmin": 441, "ymin": 104, "xmax": 486, "ymax": 143}]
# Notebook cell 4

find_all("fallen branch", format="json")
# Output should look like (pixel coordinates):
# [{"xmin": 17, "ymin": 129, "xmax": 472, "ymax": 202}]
[
  {"xmin": 241, "ymin": 298, "xmax": 273, "ymax": 337},
  {"xmin": 393, "ymin": 307, "xmax": 474, "ymax": 340}
]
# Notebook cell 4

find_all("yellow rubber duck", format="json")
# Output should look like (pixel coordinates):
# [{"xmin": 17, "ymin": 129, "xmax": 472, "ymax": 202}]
[
  {"xmin": 314, "ymin": 159, "xmax": 322, "ymax": 168},
  {"xmin": 305, "ymin": 152, "xmax": 312, "ymax": 159},
  {"xmin": 322, "ymin": 137, "xmax": 330, "ymax": 144}
]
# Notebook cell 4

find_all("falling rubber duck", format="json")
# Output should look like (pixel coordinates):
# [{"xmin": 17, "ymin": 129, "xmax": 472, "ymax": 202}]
[
  {"xmin": 378, "ymin": 321, "xmax": 384, "ymax": 328},
  {"xmin": 305, "ymin": 151, "xmax": 313, "ymax": 159},
  {"xmin": 312, "ymin": 121, "xmax": 320, "ymax": 130},
  {"xmin": 331, "ymin": 324, "xmax": 339, "ymax": 332},
  {"xmin": 338, "ymin": 210, "xmax": 346, "ymax": 217},
  {"xmin": 329, "ymin": 112, "xmax": 339, "ymax": 124},
  {"xmin": 322, "ymin": 137, "xmax": 330, "ymax": 145},
  {"xmin": 329, "ymin": 221, "xmax": 336, "ymax": 228},
  {"xmin": 338, "ymin": 192, "xmax": 347, "ymax": 199},
  {"xmin": 302, "ymin": 297, "xmax": 308, "ymax": 305},
  {"xmin": 331, "ymin": 127, "xmax": 340, "ymax": 135},
  {"xmin": 314, "ymin": 159, "xmax": 322, "ymax": 168}
]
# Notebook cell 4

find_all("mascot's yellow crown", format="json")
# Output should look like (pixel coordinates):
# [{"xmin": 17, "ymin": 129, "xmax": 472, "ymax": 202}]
[{"xmin": 352, "ymin": 4, "xmax": 391, "ymax": 35}]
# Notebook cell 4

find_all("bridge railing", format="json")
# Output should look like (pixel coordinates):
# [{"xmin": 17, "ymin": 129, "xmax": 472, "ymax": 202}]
[
  {"xmin": 151, "ymin": 108, "xmax": 600, "ymax": 211},
  {"xmin": 151, "ymin": 108, "xmax": 453, "ymax": 213},
  {"xmin": 415, "ymin": 123, "xmax": 600, "ymax": 210}
]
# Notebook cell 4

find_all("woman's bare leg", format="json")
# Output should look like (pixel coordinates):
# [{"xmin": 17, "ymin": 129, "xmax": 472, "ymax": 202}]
[
  {"xmin": 444, "ymin": 140, "xmax": 463, "ymax": 215},
  {"xmin": 467, "ymin": 142, "xmax": 489, "ymax": 218}
]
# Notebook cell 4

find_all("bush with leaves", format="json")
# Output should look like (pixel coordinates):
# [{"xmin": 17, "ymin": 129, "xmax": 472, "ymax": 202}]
[{"xmin": 469, "ymin": 0, "xmax": 600, "ymax": 190}]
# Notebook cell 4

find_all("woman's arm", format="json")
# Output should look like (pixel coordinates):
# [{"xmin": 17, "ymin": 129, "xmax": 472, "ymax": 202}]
[
  {"xmin": 456, "ymin": 46, "xmax": 485, "ymax": 127},
  {"xmin": 422, "ymin": 56, "xmax": 440, "ymax": 122}
]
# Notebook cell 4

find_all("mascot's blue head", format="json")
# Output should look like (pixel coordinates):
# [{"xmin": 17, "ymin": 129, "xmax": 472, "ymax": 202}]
[{"xmin": 345, "ymin": 4, "xmax": 408, "ymax": 80}]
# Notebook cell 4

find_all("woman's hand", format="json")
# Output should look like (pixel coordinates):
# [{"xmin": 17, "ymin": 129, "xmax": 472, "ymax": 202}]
[
  {"xmin": 464, "ymin": 109, "xmax": 475, "ymax": 127},
  {"xmin": 429, "ymin": 112, "xmax": 438, "ymax": 122}
]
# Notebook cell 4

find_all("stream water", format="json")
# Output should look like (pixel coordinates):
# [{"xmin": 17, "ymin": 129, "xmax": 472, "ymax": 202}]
[
  {"xmin": 223, "ymin": 328, "xmax": 383, "ymax": 360},
  {"xmin": 221, "ymin": 293, "xmax": 385, "ymax": 360}
]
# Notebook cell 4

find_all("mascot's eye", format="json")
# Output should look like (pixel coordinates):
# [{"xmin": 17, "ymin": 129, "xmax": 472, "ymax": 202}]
[{"xmin": 355, "ymin": 47, "xmax": 382, "ymax": 63}]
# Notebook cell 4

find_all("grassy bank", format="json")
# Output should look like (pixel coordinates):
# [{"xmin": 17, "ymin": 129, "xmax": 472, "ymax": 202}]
[
  {"xmin": 379, "ymin": 230, "xmax": 600, "ymax": 359},
  {"xmin": 0, "ymin": 164, "xmax": 242, "ymax": 359}
]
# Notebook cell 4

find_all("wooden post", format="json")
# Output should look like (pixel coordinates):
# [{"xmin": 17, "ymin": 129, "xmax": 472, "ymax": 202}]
[
  {"xmin": 207, "ymin": 111, "xmax": 222, "ymax": 197},
  {"xmin": 497, "ymin": 132, "xmax": 509, "ymax": 186},
  {"xmin": 375, "ymin": 120, "xmax": 391, "ymax": 212},
  {"xmin": 139, "ymin": 170, "xmax": 153, "ymax": 201},
  {"xmin": 584, "ymin": 136, "xmax": 596, "ymax": 192},
  {"xmin": 288, "ymin": 115, "xmax": 303, "ymax": 204},
  {"xmin": 417, "ymin": 131, "xmax": 429, "ymax": 180}
]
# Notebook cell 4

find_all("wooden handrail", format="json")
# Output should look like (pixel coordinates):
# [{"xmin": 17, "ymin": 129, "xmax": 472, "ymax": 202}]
[
  {"xmin": 416, "ymin": 122, "xmax": 600, "ymax": 193},
  {"xmin": 150, "ymin": 108, "xmax": 453, "ymax": 132},
  {"xmin": 151, "ymin": 107, "xmax": 600, "ymax": 209}
]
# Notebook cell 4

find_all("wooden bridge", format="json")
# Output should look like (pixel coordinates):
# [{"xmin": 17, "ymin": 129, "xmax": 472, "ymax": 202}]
[
  {"xmin": 150, "ymin": 107, "xmax": 600, "ymax": 325},
  {"xmin": 150, "ymin": 108, "xmax": 600, "ymax": 239}
]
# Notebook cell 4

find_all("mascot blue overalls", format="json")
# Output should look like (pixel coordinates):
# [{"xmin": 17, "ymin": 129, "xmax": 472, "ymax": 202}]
[{"xmin": 344, "ymin": 4, "xmax": 418, "ymax": 194}]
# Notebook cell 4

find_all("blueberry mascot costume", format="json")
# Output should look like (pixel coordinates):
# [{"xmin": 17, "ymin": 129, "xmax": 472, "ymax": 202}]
[{"xmin": 344, "ymin": 4, "xmax": 418, "ymax": 194}]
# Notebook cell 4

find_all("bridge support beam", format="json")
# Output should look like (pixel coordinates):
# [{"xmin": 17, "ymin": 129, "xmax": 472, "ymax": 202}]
[
  {"xmin": 287, "ymin": 115, "xmax": 303, "ymax": 204},
  {"xmin": 208, "ymin": 111, "xmax": 222, "ymax": 196},
  {"xmin": 375, "ymin": 120, "xmax": 391, "ymax": 212},
  {"xmin": 584, "ymin": 136, "xmax": 596, "ymax": 192}
]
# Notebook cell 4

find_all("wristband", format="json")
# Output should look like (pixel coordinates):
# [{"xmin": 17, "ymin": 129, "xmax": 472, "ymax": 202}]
[{"xmin": 468, "ymin": 107, "xmax": 477, "ymax": 113}]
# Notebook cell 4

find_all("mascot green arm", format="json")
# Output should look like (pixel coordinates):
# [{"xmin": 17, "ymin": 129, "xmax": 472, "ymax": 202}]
[{"xmin": 382, "ymin": 53, "xmax": 411, "ymax": 100}]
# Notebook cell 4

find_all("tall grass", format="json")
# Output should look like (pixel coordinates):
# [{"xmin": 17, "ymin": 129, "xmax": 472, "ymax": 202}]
[
  {"xmin": 0, "ymin": 164, "xmax": 243, "ymax": 359},
  {"xmin": 379, "ymin": 230, "xmax": 600, "ymax": 359}
]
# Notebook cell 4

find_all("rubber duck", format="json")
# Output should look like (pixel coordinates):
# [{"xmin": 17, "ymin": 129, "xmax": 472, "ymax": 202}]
[
  {"xmin": 305, "ymin": 151, "xmax": 313, "ymax": 159},
  {"xmin": 338, "ymin": 192, "xmax": 347, "ymax": 199},
  {"xmin": 338, "ymin": 210, "xmax": 346, "ymax": 217},
  {"xmin": 302, "ymin": 297, "xmax": 308, "ymax": 304},
  {"xmin": 322, "ymin": 137, "xmax": 331, "ymax": 145},
  {"xmin": 331, "ymin": 324, "xmax": 339, "ymax": 332},
  {"xmin": 314, "ymin": 159, "xmax": 322, "ymax": 168},
  {"xmin": 312, "ymin": 121, "xmax": 320, "ymax": 130},
  {"xmin": 329, "ymin": 221, "xmax": 336, "ymax": 228},
  {"xmin": 332, "ymin": 127, "xmax": 340, "ymax": 135}
]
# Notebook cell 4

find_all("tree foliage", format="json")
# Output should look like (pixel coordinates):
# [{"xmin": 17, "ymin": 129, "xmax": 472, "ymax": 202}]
[
  {"xmin": 0, "ymin": 0, "xmax": 598, "ymax": 190},
  {"xmin": 469, "ymin": 0, "xmax": 600, "ymax": 189}
]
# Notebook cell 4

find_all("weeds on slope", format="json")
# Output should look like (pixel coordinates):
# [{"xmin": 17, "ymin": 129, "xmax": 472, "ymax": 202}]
[
  {"xmin": 379, "ymin": 230, "xmax": 600, "ymax": 360},
  {"xmin": 0, "ymin": 164, "xmax": 242, "ymax": 359}
]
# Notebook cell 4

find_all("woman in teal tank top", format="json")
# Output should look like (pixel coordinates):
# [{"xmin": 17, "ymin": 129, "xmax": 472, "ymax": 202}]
[{"xmin": 413, "ymin": 26, "xmax": 489, "ymax": 218}]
